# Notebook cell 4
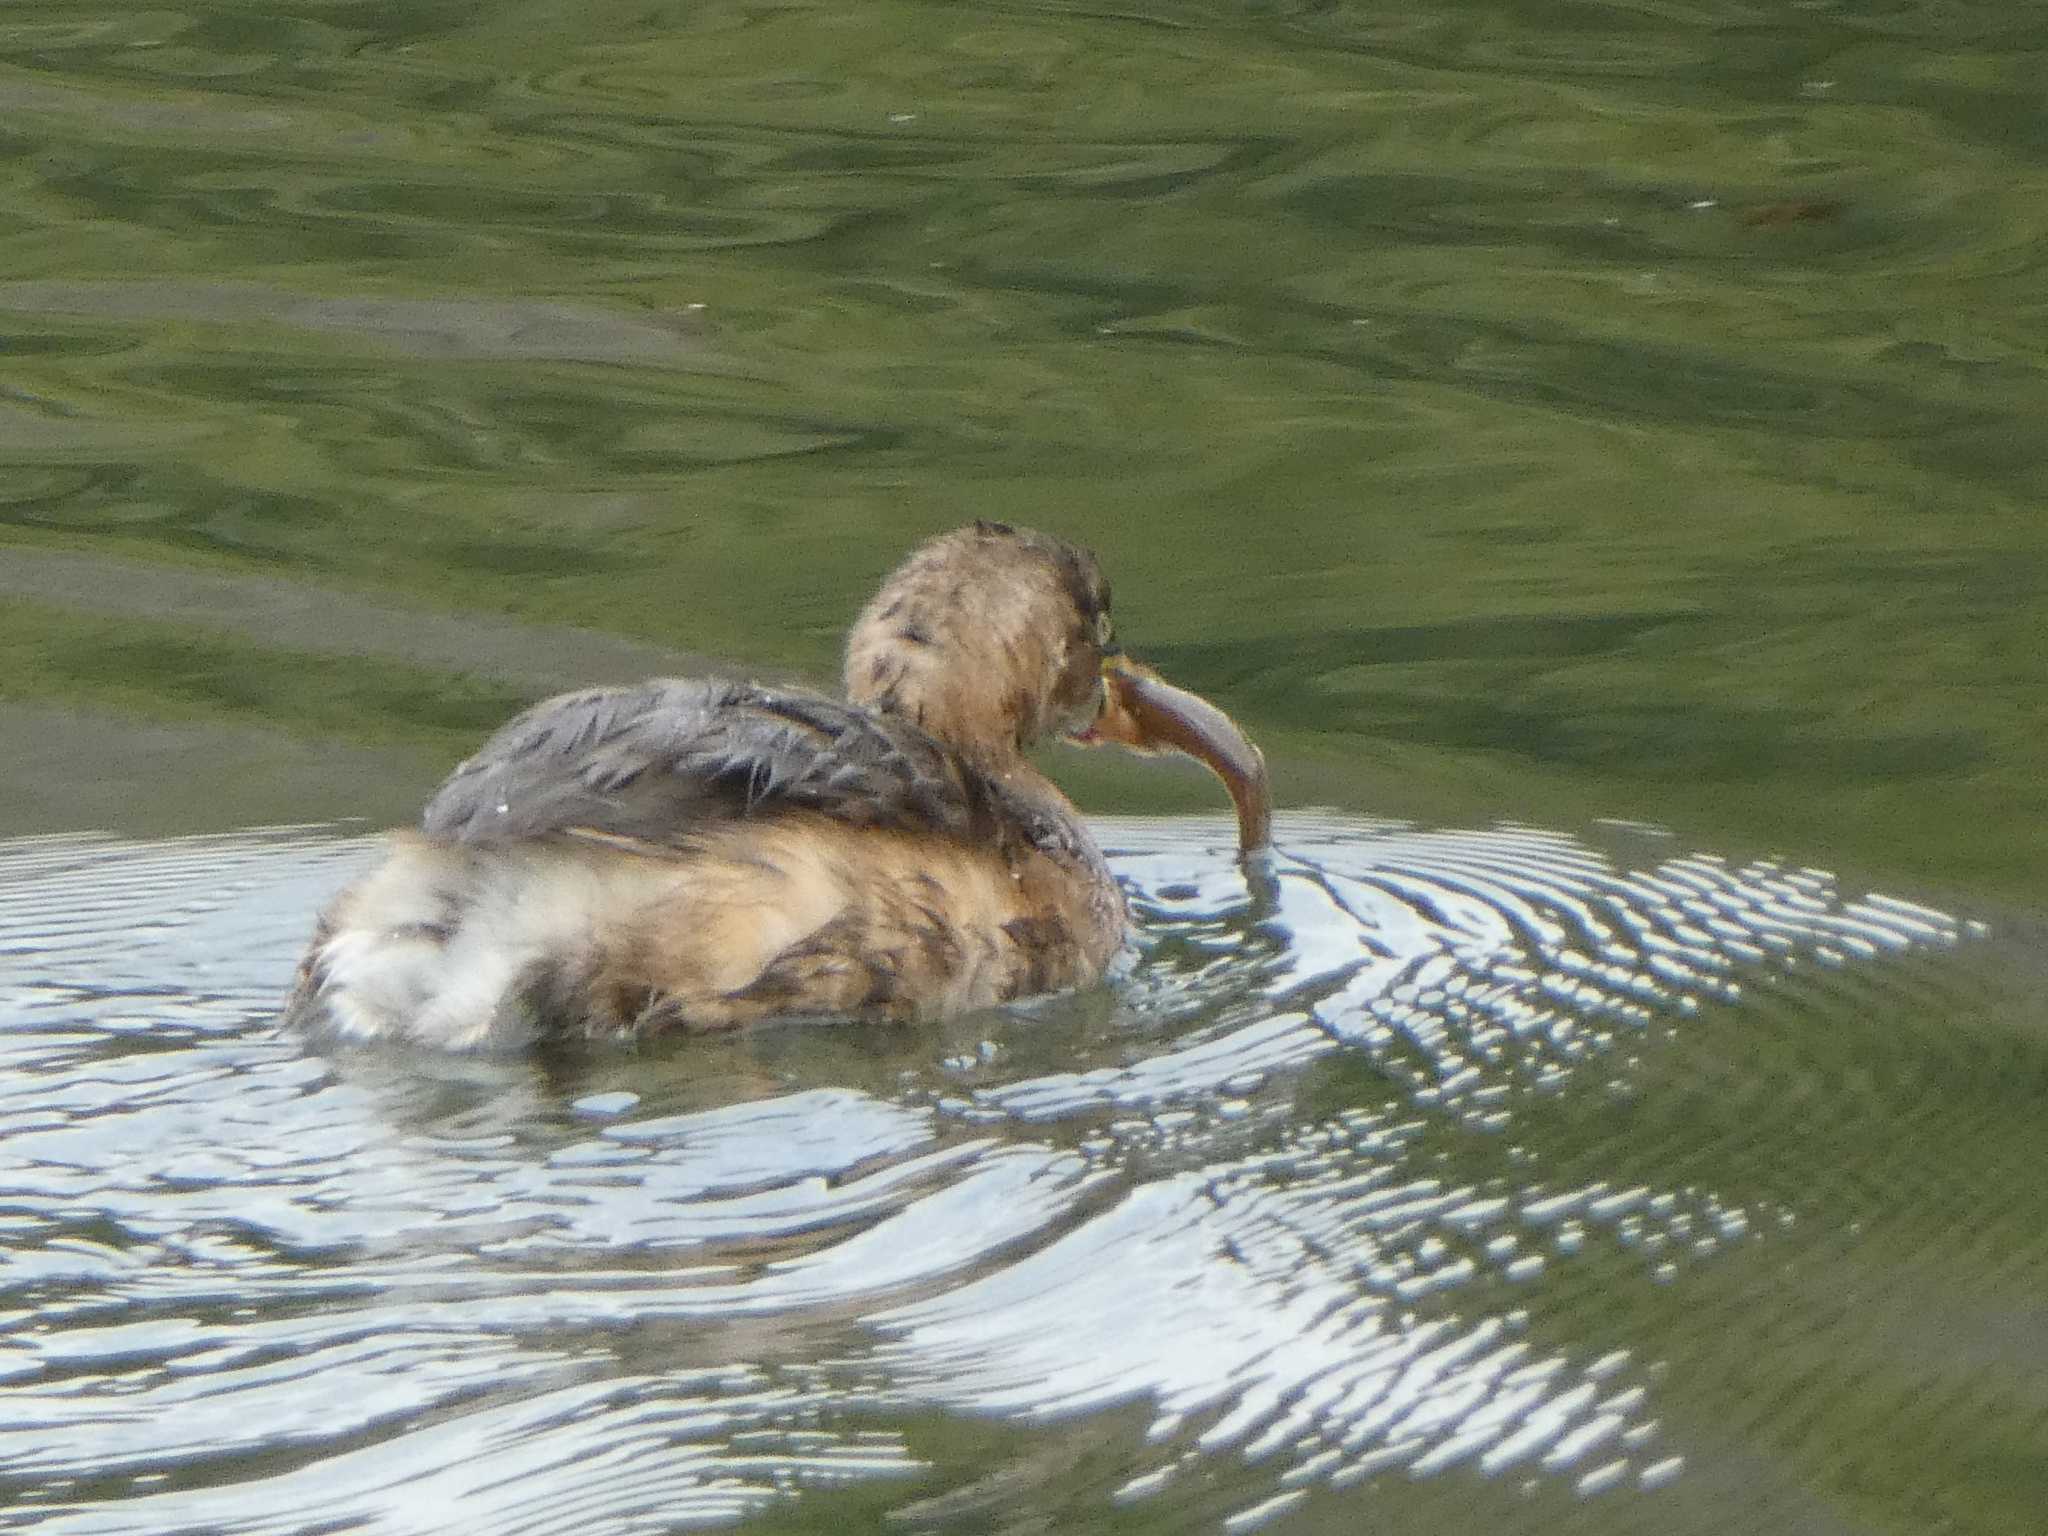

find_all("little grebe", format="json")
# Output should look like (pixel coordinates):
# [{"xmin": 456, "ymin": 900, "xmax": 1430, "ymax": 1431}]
[{"xmin": 285, "ymin": 521, "xmax": 1270, "ymax": 1047}]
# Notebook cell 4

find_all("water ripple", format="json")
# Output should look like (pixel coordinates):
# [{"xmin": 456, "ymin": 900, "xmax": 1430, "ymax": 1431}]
[{"xmin": 0, "ymin": 816, "xmax": 1998, "ymax": 1530}]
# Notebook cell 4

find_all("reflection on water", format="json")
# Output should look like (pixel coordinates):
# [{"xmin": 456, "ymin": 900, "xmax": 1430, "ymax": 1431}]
[{"xmin": 3, "ymin": 815, "xmax": 2029, "ymax": 1534}]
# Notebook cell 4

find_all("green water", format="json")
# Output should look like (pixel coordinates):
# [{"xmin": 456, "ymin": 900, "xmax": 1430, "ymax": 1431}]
[
  {"xmin": 3, "ymin": 2, "xmax": 2046, "ymax": 1533},
  {"xmin": 5, "ymin": 0, "xmax": 2046, "ymax": 899}
]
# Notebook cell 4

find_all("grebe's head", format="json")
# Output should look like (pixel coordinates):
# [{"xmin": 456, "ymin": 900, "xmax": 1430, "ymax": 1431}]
[{"xmin": 845, "ymin": 520, "xmax": 1271, "ymax": 852}]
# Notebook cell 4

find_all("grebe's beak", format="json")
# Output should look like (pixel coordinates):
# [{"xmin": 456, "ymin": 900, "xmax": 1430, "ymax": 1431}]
[{"xmin": 1073, "ymin": 655, "xmax": 1272, "ymax": 854}]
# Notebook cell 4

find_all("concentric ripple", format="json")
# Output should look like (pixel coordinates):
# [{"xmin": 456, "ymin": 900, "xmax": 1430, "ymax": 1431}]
[{"xmin": 0, "ymin": 816, "xmax": 2007, "ymax": 1532}]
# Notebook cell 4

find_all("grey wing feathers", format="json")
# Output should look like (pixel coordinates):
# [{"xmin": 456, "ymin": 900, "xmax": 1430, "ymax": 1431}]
[{"xmin": 419, "ymin": 678, "xmax": 990, "ymax": 846}]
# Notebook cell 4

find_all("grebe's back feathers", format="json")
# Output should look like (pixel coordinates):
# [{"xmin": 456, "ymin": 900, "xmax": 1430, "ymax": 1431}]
[{"xmin": 420, "ymin": 678, "xmax": 1002, "ymax": 850}]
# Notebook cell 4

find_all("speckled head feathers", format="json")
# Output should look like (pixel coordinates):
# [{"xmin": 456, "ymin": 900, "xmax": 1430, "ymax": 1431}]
[{"xmin": 843, "ymin": 521, "xmax": 1116, "ymax": 766}]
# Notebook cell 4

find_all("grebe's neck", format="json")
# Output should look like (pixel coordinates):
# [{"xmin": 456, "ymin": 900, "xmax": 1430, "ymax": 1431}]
[{"xmin": 843, "ymin": 525, "xmax": 1109, "ymax": 772}]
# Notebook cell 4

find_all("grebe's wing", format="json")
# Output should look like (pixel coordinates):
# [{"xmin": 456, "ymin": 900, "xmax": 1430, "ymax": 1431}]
[{"xmin": 420, "ymin": 678, "xmax": 988, "ymax": 847}]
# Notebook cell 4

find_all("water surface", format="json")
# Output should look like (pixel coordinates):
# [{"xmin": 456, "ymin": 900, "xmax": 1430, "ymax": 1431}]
[{"xmin": 4, "ymin": 817, "xmax": 2036, "ymax": 1535}]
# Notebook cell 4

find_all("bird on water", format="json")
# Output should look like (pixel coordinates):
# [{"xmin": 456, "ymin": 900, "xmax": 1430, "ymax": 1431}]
[{"xmin": 285, "ymin": 520, "xmax": 1271, "ymax": 1047}]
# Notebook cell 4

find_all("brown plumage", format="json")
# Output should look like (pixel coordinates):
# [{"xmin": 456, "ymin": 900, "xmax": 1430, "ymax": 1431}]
[{"xmin": 284, "ymin": 521, "xmax": 1270, "ymax": 1048}]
